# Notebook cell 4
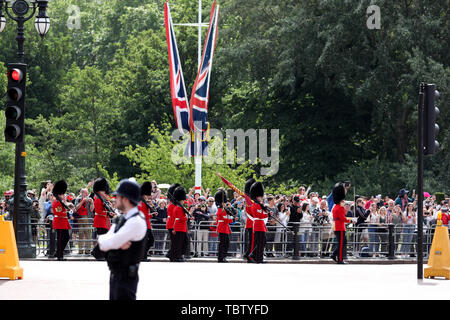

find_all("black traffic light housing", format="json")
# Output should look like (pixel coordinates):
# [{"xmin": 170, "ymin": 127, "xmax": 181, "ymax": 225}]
[
  {"xmin": 4, "ymin": 63, "xmax": 26, "ymax": 143},
  {"xmin": 423, "ymin": 83, "xmax": 440, "ymax": 155}
]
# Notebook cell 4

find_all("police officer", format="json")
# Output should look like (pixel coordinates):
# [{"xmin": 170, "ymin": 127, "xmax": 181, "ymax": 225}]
[{"xmin": 97, "ymin": 179, "xmax": 147, "ymax": 300}]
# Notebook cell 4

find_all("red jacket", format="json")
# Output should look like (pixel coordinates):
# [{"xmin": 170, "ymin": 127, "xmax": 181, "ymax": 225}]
[
  {"xmin": 138, "ymin": 201, "xmax": 152, "ymax": 229},
  {"xmin": 93, "ymin": 196, "xmax": 111, "ymax": 230},
  {"xmin": 245, "ymin": 204, "xmax": 254, "ymax": 229},
  {"xmin": 173, "ymin": 205, "xmax": 188, "ymax": 233},
  {"xmin": 251, "ymin": 203, "xmax": 268, "ymax": 232},
  {"xmin": 52, "ymin": 201, "xmax": 71, "ymax": 230},
  {"xmin": 216, "ymin": 207, "xmax": 234, "ymax": 234},
  {"xmin": 166, "ymin": 203, "xmax": 175, "ymax": 230},
  {"xmin": 332, "ymin": 204, "xmax": 348, "ymax": 231}
]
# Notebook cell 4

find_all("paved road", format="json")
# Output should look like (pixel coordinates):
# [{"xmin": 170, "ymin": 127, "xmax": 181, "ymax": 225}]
[{"xmin": 0, "ymin": 260, "xmax": 447, "ymax": 300}]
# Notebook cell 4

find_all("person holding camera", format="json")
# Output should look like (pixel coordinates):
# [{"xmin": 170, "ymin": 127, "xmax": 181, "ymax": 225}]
[
  {"xmin": 75, "ymin": 188, "xmax": 94, "ymax": 255},
  {"xmin": 193, "ymin": 197, "xmax": 211, "ymax": 257},
  {"xmin": 97, "ymin": 179, "xmax": 147, "ymax": 300}
]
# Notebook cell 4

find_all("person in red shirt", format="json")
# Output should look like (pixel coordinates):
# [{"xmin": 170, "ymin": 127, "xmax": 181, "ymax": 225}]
[
  {"xmin": 138, "ymin": 181, "xmax": 155, "ymax": 261},
  {"xmin": 75, "ymin": 188, "xmax": 93, "ymax": 255},
  {"xmin": 249, "ymin": 181, "xmax": 268, "ymax": 264},
  {"xmin": 172, "ymin": 186, "xmax": 189, "ymax": 262},
  {"xmin": 165, "ymin": 183, "xmax": 180, "ymax": 261},
  {"xmin": 243, "ymin": 178, "xmax": 255, "ymax": 262},
  {"xmin": 52, "ymin": 180, "xmax": 72, "ymax": 261},
  {"xmin": 330, "ymin": 182, "xmax": 352, "ymax": 264},
  {"xmin": 215, "ymin": 189, "xmax": 234, "ymax": 262}
]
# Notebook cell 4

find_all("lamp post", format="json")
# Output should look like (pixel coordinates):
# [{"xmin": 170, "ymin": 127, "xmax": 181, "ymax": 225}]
[{"xmin": 0, "ymin": 0, "xmax": 50, "ymax": 258}]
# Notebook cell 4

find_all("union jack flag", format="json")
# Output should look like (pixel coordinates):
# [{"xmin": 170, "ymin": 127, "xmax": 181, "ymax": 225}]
[
  {"xmin": 164, "ymin": 2, "xmax": 190, "ymax": 135},
  {"xmin": 189, "ymin": 1, "xmax": 219, "ymax": 134}
]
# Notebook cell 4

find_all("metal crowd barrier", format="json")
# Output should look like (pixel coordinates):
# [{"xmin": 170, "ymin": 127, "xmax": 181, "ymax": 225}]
[{"xmin": 27, "ymin": 218, "xmax": 441, "ymax": 260}]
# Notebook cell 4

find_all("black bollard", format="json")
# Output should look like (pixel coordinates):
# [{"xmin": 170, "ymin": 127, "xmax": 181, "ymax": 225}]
[{"xmin": 388, "ymin": 224, "xmax": 395, "ymax": 260}]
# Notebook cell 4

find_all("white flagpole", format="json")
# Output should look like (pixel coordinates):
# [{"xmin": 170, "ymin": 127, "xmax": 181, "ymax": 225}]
[
  {"xmin": 172, "ymin": 0, "xmax": 207, "ymax": 195},
  {"xmin": 194, "ymin": 0, "xmax": 203, "ymax": 195}
]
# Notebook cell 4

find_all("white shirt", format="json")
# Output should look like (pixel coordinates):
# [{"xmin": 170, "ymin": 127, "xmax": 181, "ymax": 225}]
[{"xmin": 98, "ymin": 207, "xmax": 147, "ymax": 252}]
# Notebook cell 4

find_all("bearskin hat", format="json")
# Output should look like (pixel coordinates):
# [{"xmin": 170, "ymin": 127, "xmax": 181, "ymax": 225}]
[
  {"xmin": 93, "ymin": 177, "xmax": 110, "ymax": 194},
  {"xmin": 332, "ymin": 182, "xmax": 346, "ymax": 204},
  {"xmin": 250, "ymin": 181, "xmax": 264, "ymax": 200},
  {"xmin": 214, "ymin": 189, "xmax": 228, "ymax": 206},
  {"xmin": 141, "ymin": 181, "xmax": 152, "ymax": 196},
  {"xmin": 244, "ymin": 178, "xmax": 256, "ymax": 196},
  {"xmin": 53, "ymin": 180, "xmax": 67, "ymax": 195},
  {"xmin": 167, "ymin": 183, "xmax": 180, "ymax": 202},
  {"xmin": 173, "ymin": 186, "xmax": 187, "ymax": 202}
]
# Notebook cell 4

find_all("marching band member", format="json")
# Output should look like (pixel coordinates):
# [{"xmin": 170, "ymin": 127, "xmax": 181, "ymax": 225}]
[
  {"xmin": 330, "ymin": 182, "xmax": 352, "ymax": 264},
  {"xmin": 243, "ymin": 178, "xmax": 256, "ymax": 262},
  {"xmin": 215, "ymin": 189, "xmax": 234, "ymax": 262},
  {"xmin": 172, "ymin": 186, "xmax": 189, "ymax": 262},
  {"xmin": 138, "ymin": 181, "xmax": 155, "ymax": 261},
  {"xmin": 92, "ymin": 177, "xmax": 114, "ymax": 260},
  {"xmin": 52, "ymin": 180, "xmax": 72, "ymax": 261},
  {"xmin": 249, "ymin": 181, "xmax": 268, "ymax": 263},
  {"xmin": 165, "ymin": 183, "xmax": 180, "ymax": 261},
  {"xmin": 93, "ymin": 177, "xmax": 112, "ymax": 236}
]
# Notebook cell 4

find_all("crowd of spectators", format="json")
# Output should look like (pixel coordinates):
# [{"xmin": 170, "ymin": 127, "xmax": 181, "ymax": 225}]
[{"xmin": 1, "ymin": 181, "xmax": 448, "ymax": 259}]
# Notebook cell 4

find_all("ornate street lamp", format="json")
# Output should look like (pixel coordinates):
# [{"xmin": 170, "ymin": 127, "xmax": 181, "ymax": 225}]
[{"xmin": 0, "ymin": 0, "xmax": 50, "ymax": 258}]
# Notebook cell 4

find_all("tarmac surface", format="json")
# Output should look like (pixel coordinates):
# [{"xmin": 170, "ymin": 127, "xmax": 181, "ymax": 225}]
[{"xmin": 0, "ymin": 257, "xmax": 448, "ymax": 300}]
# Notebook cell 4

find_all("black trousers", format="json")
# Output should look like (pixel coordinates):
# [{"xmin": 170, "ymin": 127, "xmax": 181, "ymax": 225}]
[
  {"xmin": 46, "ymin": 224, "xmax": 56, "ymax": 256},
  {"xmin": 173, "ymin": 231, "xmax": 187, "ymax": 260},
  {"xmin": 244, "ymin": 228, "xmax": 253, "ymax": 258},
  {"xmin": 109, "ymin": 270, "xmax": 139, "ymax": 300},
  {"xmin": 250, "ymin": 231, "xmax": 266, "ymax": 263},
  {"xmin": 143, "ymin": 229, "xmax": 154, "ymax": 258},
  {"xmin": 218, "ymin": 233, "xmax": 230, "ymax": 261},
  {"xmin": 167, "ymin": 229, "xmax": 174, "ymax": 259},
  {"xmin": 332, "ymin": 231, "xmax": 347, "ymax": 263},
  {"xmin": 56, "ymin": 229, "xmax": 70, "ymax": 259}
]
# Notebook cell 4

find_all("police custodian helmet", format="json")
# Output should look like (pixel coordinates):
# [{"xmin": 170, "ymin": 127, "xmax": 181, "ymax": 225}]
[{"xmin": 114, "ymin": 179, "xmax": 141, "ymax": 205}]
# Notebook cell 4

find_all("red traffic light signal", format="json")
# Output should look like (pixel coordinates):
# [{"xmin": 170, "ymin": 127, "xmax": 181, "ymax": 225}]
[
  {"xmin": 8, "ymin": 68, "xmax": 24, "ymax": 82},
  {"xmin": 4, "ymin": 63, "xmax": 27, "ymax": 143}
]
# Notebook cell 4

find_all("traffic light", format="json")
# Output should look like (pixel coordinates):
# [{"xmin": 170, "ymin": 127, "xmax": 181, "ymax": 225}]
[
  {"xmin": 423, "ymin": 83, "xmax": 440, "ymax": 155},
  {"xmin": 4, "ymin": 63, "xmax": 26, "ymax": 143}
]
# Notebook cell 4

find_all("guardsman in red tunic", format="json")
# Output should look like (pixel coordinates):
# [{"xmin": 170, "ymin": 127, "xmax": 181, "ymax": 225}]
[
  {"xmin": 52, "ymin": 180, "xmax": 72, "ymax": 261},
  {"xmin": 138, "ymin": 181, "xmax": 155, "ymax": 261},
  {"xmin": 330, "ymin": 182, "xmax": 352, "ymax": 264},
  {"xmin": 215, "ymin": 189, "xmax": 234, "ymax": 262},
  {"xmin": 249, "ymin": 181, "xmax": 268, "ymax": 263},
  {"xmin": 93, "ymin": 177, "xmax": 112, "ymax": 235},
  {"xmin": 165, "ymin": 183, "xmax": 180, "ymax": 261},
  {"xmin": 243, "ymin": 178, "xmax": 256, "ymax": 262},
  {"xmin": 172, "ymin": 186, "xmax": 188, "ymax": 262}
]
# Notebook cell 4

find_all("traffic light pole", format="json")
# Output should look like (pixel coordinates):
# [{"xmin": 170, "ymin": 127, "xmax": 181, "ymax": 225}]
[
  {"xmin": 9, "ymin": 6, "xmax": 35, "ymax": 258},
  {"xmin": 417, "ymin": 83, "xmax": 425, "ymax": 280}
]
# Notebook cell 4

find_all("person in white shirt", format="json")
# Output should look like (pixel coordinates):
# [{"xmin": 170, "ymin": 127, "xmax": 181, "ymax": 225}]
[{"xmin": 97, "ymin": 179, "xmax": 147, "ymax": 300}]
